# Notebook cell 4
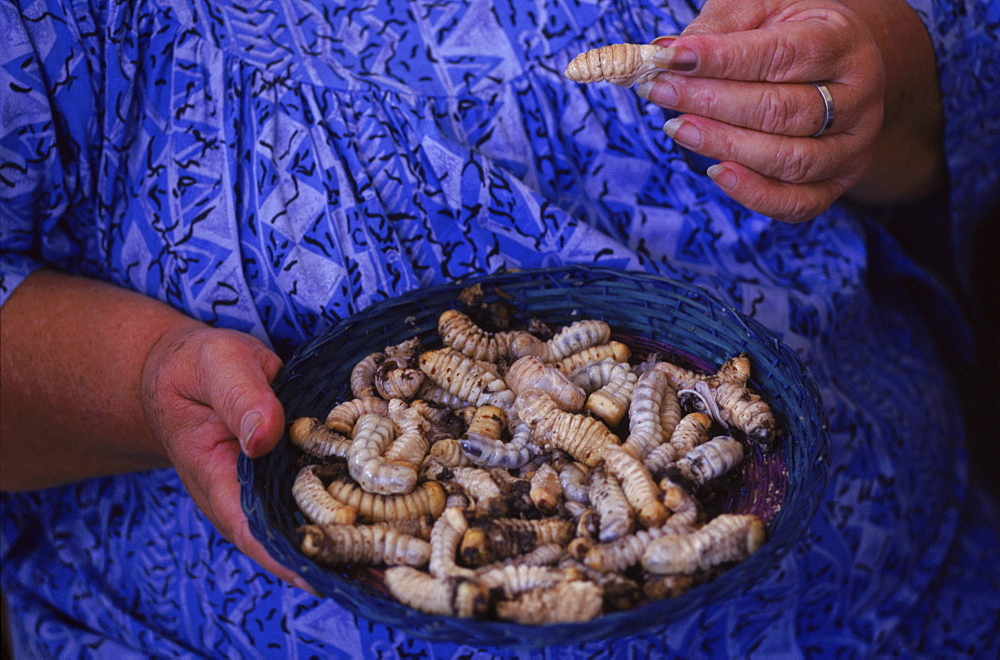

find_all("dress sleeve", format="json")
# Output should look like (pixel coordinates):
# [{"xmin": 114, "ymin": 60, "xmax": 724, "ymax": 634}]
[
  {"xmin": 905, "ymin": 0, "xmax": 1000, "ymax": 290},
  {"xmin": 0, "ymin": 0, "xmax": 99, "ymax": 306}
]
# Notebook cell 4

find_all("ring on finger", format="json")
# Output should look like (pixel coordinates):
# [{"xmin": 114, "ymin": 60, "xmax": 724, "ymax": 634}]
[{"xmin": 810, "ymin": 82, "xmax": 835, "ymax": 138}]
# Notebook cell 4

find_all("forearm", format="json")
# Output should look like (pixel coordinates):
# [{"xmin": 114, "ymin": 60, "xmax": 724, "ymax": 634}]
[
  {"xmin": 842, "ymin": 0, "xmax": 946, "ymax": 205},
  {"xmin": 0, "ymin": 269, "xmax": 206, "ymax": 490}
]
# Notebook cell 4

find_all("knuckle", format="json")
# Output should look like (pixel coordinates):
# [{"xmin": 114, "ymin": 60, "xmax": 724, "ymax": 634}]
[
  {"xmin": 757, "ymin": 89, "xmax": 796, "ymax": 134},
  {"xmin": 774, "ymin": 143, "xmax": 814, "ymax": 183}
]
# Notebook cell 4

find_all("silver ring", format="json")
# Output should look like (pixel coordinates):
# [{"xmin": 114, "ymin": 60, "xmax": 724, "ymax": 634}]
[{"xmin": 810, "ymin": 82, "xmax": 835, "ymax": 137}]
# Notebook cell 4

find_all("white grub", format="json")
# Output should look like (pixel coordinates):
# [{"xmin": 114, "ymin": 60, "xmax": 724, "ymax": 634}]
[
  {"xmin": 643, "ymin": 440, "xmax": 678, "ymax": 481},
  {"xmin": 475, "ymin": 542, "xmax": 565, "ymax": 574},
  {"xmin": 506, "ymin": 355, "xmax": 587, "ymax": 412},
  {"xmin": 583, "ymin": 523, "xmax": 692, "ymax": 573},
  {"xmin": 600, "ymin": 444, "xmax": 669, "ymax": 529},
  {"xmin": 384, "ymin": 400, "xmax": 431, "ymax": 470},
  {"xmin": 510, "ymin": 319, "xmax": 612, "ymax": 363},
  {"xmin": 326, "ymin": 479, "xmax": 446, "ymax": 523},
  {"xmin": 459, "ymin": 517, "xmax": 574, "ymax": 567},
  {"xmin": 587, "ymin": 463, "xmax": 633, "ymax": 543},
  {"xmin": 384, "ymin": 566, "xmax": 488, "ymax": 618},
  {"xmin": 429, "ymin": 506, "xmax": 477, "ymax": 579},
  {"xmin": 384, "ymin": 336, "xmax": 423, "ymax": 361},
  {"xmin": 579, "ymin": 359, "xmax": 637, "ymax": 426},
  {"xmin": 621, "ymin": 368, "xmax": 671, "ymax": 461},
  {"xmin": 438, "ymin": 308, "xmax": 518, "ymax": 362},
  {"xmin": 460, "ymin": 425, "xmax": 534, "ymax": 469},
  {"xmin": 346, "ymin": 413, "xmax": 418, "ymax": 495},
  {"xmin": 660, "ymin": 477, "xmax": 701, "ymax": 528},
  {"xmin": 553, "ymin": 341, "xmax": 631, "ymax": 375},
  {"xmin": 428, "ymin": 438, "xmax": 474, "ymax": 468},
  {"xmin": 528, "ymin": 462, "xmax": 563, "ymax": 514},
  {"xmin": 477, "ymin": 564, "xmax": 580, "ymax": 599},
  {"xmin": 668, "ymin": 412, "xmax": 713, "ymax": 457},
  {"xmin": 288, "ymin": 417, "xmax": 351, "ymax": 459},
  {"xmin": 325, "ymin": 397, "xmax": 390, "ymax": 435},
  {"xmin": 495, "ymin": 580, "xmax": 604, "ymax": 625},
  {"xmin": 412, "ymin": 380, "xmax": 472, "ymax": 409},
  {"xmin": 667, "ymin": 435, "xmax": 744, "ymax": 490},
  {"xmin": 558, "ymin": 460, "xmax": 591, "ymax": 503},
  {"xmin": 642, "ymin": 513, "xmax": 767, "ymax": 575},
  {"xmin": 449, "ymin": 466, "xmax": 505, "ymax": 517},
  {"xmin": 350, "ymin": 351, "xmax": 385, "ymax": 399},
  {"xmin": 418, "ymin": 347, "xmax": 512, "ymax": 410},
  {"xmin": 515, "ymin": 389, "xmax": 620, "ymax": 467},
  {"xmin": 559, "ymin": 557, "xmax": 645, "ymax": 612},
  {"xmin": 291, "ymin": 465, "xmax": 358, "ymax": 526},
  {"xmin": 298, "ymin": 523, "xmax": 430, "ymax": 567},
  {"xmin": 564, "ymin": 43, "xmax": 668, "ymax": 87},
  {"xmin": 374, "ymin": 359, "xmax": 426, "ymax": 400}
]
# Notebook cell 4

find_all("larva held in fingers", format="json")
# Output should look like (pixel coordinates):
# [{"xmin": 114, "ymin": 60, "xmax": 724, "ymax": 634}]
[
  {"xmin": 642, "ymin": 513, "xmax": 767, "ymax": 575},
  {"xmin": 564, "ymin": 43, "xmax": 668, "ymax": 87}
]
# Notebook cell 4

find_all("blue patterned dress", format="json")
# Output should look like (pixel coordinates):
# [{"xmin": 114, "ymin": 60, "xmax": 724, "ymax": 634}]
[{"xmin": 2, "ymin": 0, "xmax": 998, "ymax": 656}]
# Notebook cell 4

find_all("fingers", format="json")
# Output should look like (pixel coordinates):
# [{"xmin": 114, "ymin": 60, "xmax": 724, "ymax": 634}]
[
  {"xmin": 705, "ymin": 161, "xmax": 847, "ymax": 223},
  {"xmin": 651, "ymin": 12, "xmax": 857, "ymax": 83},
  {"xmin": 638, "ymin": 75, "xmax": 844, "ymax": 138},
  {"xmin": 195, "ymin": 333, "xmax": 286, "ymax": 458}
]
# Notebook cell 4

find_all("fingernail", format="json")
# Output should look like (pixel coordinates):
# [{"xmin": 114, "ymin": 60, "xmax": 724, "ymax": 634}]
[
  {"xmin": 651, "ymin": 34, "xmax": 679, "ymax": 47},
  {"xmin": 292, "ymin": 576, "xmax": 320, "ymax": 597},
  {"xmin": 707, "ymin": 164, "xmax": 737, "ymax": 190},
  {"xmin": 663, "ymin": 118, "xmax": 702, "ymax": 149},
  {"xmin": 240, "ymin": 411, "xmax": 264, "ymax": 454},
  {"xmin": 651, "ymin": 46, "xmax": 698, "ymax": 72},
  {"xmin": 635, "ymin": 81, "xmax": 654, "ymax": 100}
]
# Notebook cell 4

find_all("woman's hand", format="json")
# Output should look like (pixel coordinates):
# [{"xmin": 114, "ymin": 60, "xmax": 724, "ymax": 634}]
[
  {"xmin": 140, "ymin": 324, "xmax": 308, "ymax": 588},
  {"xmin": 637, "ymin": 0, "xmax": 944, "ymax": 222}
]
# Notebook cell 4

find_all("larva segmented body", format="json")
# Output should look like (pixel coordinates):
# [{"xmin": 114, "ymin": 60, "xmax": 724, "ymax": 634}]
[
  {"xmin": 621, "ymin": 369, "xmax": 672, "ymax": 461},
  {"xmin": 428, "ymin": 438, "xmax": 474, "ymax": 467},
  {"xmin": 560, "ymin": 557, "xmax": 645, "ymax": 612},
  {"xmin": 298, "ymin": 523, "xmax": 431, "ymax": 567},
  {"xmin": 292, "ymin": 465, "xmax": 358, "ymax": 526},
  {"xmin": 413, "ymin": 380, "xmax": 472, "ymax": 409},
  {"xmin": 347, "ymin": 413, "xmax": 418, "ymax": 495},
  {"xmin": 429, "ymin": 506, "xmax": 477, "ymax": 579},
  {"xmin": 578, "ymin": 360, "xmax": 637, "ymax": 425},
  {"xmin": 516, "ymin": 389, "xmax": 620, "ymax": 467},
  {"xmin": 558, "ymin": 461, "xmax": 590, "ymax": 503},
  {"xmin": 384, "ymin": 566, "xmax": 488, "ymax": 618},
  {"xmin": 600, "ymin": 444, "xmax": 669, "ymax": 529},
  {"xmin": 438, "ymin": 308, "xmax": 519, "ymax": 362},
  {"xmin": 384, "ymin": 400, "xmax": 430, "ymax": 469},
  {"xmin": 418, "ymin": 347, "xmax": 511, "ymax": 410},
  {"xmin": 506, "ymin": 356, "xmax": 587, "ymax": 412},
  {"xmin": 325, "ymin": 397, "xmax": 390, "ymax": 435},
  {"xmin": 583, "ymin": 523, "xmax": 692, "ymax": 573},
  {"xmin": 668, "ymin": 412, "xmax": 712, "ymax": 457},
  {"xmin": 459, "ymin": 517, "xmax": 574, "ymax": 567},
  {"xmin": 495, "ymin": 580, "xmax": 604, "ymax": 624},
  {"xmin": 375, "ymin": 360, "xmax": 426, "ymax": 400},
  {"xmin": 477, "ymin": 564, "xmax": 580, "ymax": 599},
  {"xmin": 528, "ymin": 462, "xmax": 563, "ymax": 513},
  {"xmin": 587, "ymin": 464, "xmax": 633, "ymax": 543},
  {"xmin": 659, "ymin": 477, "xmax": 701, "ymax": 528},
  {"xmin": 326, "ymin": 479, "xmax": 446, "ymax": 523},
  {"xmin": 450, "ymin": 466, "xmax": 504, "ymax": 517},
  {"xmin": 643, "ymin": 441, "xmax": 678, "ymax": 481},
  {"xmin": 510, "ymin": 319, "xmax": 612, "ymax": 363},
  {"xmin": 350, "ymin": 352, "xmax": 385, "ymax": 399},
  {"xmin": 476, "ymin": 542, "xmax": 565, "ymax": 574},
  {"xmin": 564, "ymin": 43, "xmax": 667, "ymax": 87},
  {"xmin": 460, "ymin": 430, "xmax": 534, "ymax": 469},
  {"xmin": 554, "ymin": 341, "xmax": 631, "ymax": 375},
  {"xmin": 642, "ymin": 513, "xmax": 767, "ymax": 575},
  {"xmin": 289, "ymin": 417, "xmax": 351, "ymax": 458},
  {"xmin": 667, "ymin": 435, "xmax": 744, "ymax": 490}
]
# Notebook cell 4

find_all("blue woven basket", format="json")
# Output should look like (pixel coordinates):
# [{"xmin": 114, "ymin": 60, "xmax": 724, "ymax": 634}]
[{"xmin": 239, "ymin": 265, "xmax": 829, "ymax": 647}]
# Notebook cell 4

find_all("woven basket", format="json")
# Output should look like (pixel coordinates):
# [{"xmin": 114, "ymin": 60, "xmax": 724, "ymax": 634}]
[{"xmin": 239, "ymin": 265, "xmax": 829, "ymax": 647}]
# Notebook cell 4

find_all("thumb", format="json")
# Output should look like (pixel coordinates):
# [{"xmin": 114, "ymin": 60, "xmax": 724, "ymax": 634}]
[{"xmin": 198, "ymin": 334, "xmax": 285, "ymax": 457}]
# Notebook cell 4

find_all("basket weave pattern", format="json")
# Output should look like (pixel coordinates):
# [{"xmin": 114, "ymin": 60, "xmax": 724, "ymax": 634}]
[{"xmin": 239, "ymin": 265, "xmax": 829, "ymax": 646}]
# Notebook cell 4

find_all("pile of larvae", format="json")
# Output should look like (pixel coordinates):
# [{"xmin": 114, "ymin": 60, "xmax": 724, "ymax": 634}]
[{"xmin": 287, "ymin": 287, "xmax": 777, "ymax": 625}]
